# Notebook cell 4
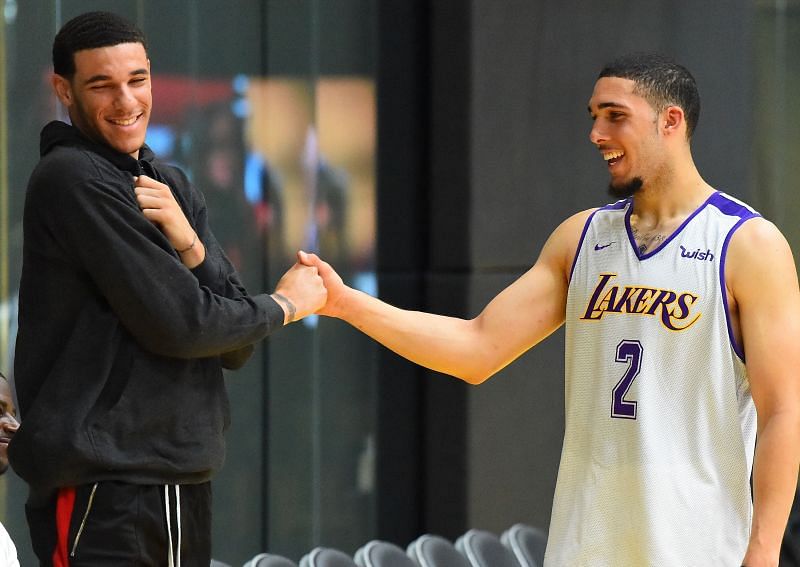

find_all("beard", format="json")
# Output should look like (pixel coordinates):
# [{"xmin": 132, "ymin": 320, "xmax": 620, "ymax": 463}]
[{"xmin": 607, "ymin": 176, "xmax": 643, "ymax": 199}]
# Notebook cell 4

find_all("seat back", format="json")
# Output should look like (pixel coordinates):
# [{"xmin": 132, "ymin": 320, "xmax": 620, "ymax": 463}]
[
  {"xmin": 354, "ymin": 540, "xmax": 417, "ymax": 567},
  {"xmin": 500, "ymin": 524, "xmax": 547, "ymax": 567},
  {"xmin": 406, "ymin": 534, "xmax": 472, "ymax": 567},
  {"xmin": 454, "ymin": 529, "xmax": 520, "ymax": 567},
  {"xmin": 243, "ymin": 552, "xmax": 300, "ymax": 567},
  {"xmin": 300, "ymin": 547, "xmax": 358, "ymax": 567}
]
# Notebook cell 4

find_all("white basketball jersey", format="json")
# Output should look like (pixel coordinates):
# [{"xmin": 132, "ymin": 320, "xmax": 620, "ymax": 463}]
[{"xmin": 545, "ymin": 192, "xmax": 759, "ymax": 566}]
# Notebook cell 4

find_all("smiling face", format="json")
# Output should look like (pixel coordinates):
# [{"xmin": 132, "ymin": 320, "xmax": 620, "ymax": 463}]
[
  {"xmin": 52, "ymin": 42, "xmax": 151, "ymax": 158},
  {"xmin": 0, "ymin": 379, "xmax": 19, "ymax": 475},
  {"xmin": 588, "ymin": 77, "xmax": 668, "ymax": 198}
]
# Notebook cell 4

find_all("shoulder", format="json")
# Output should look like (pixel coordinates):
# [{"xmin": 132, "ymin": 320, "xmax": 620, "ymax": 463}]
[
  {"xmin": 540, "ymin": 208, "xmax": 599, "ymax": 276},
  {"xmin": 27, "ymin": 149, "xmax": 135, "ymax": 222},
  {"xmin": 32, "ymin": 145, "xmax": 103, "ymax": 185},
  {"xmin": 554, "ymin": 199, "xmax": 630, "ymax": 245},
  {"xmin": 549, "ymin": 208, "xmax": 599, "ymax": 249},
  {"xmin": 30, "ymin": 145, "xmax": 130, "ymax": 198},
  {"xmin": 542, "ymin": 208, "xmax": 598, "ymax": 245},
  {"xmin": 727, "ymin": 217, "xmax": 790, "ymax": 262},
  {"xmin": 726, "ymin": 217, "xmax": 797, "ymax": 300}
]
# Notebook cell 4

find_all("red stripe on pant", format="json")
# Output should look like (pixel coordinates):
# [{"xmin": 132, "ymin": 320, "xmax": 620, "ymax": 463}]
[{"xmin": 53, "ymin": 487, "xmax": 76, "ymax": 567}]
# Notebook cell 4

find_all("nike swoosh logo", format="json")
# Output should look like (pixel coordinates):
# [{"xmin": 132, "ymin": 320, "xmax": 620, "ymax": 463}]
[{"xmin": 594, "ymin": 242, "xmax": 613, "ymax": 251}]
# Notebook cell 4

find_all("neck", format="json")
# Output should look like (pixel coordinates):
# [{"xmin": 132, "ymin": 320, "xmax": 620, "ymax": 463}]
[{"xmin": 631, "ymin": 151, "xmax": 713, "ymax": 223}]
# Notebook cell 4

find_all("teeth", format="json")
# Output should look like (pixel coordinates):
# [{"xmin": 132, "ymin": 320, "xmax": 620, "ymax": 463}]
[
  {"xmin": 603, "ymin": 150, "xmax": 624, "ymax": 161},
  {"xmin": 109, "ymin": 116, "xmax": 138, "ymax": 126}
]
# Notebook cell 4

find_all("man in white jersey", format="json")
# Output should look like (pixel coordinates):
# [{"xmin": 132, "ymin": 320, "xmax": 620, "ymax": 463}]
[{"xmin": 301, "ymin": 54, "xmax": 800, "ymax": 566}]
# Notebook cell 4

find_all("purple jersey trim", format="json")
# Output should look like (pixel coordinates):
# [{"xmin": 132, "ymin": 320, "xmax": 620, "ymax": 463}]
[
  {"xmin": 714, "ymin": 194, "xmax": 761, "ymax": 363},
  {"xmin": 625, "ymin": 192, "xmax": 718, "ymax": 260},
  {"xmin": 568, "ymin": 200, "xmax": 626, "ymax": 284},
  {"xmin": 707, "ymin": 191, "xmax": 758, "ymax": 218},
  {"xmin": 569, "ymin": 210, "xmax": 599, "ymax": 284}
]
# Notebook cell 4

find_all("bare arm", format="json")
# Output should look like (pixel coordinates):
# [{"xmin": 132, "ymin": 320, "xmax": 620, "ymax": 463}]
[
  {"xmin": 303, "ymin": 210, "xmax": 591, "ymax": 384},
  {"xmin": 728, "ymin": 219, "xmax": 800, "ymax": 567}
]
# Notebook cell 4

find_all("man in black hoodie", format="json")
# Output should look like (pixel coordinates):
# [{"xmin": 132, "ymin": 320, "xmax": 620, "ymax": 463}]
[{"xmin": 10, "ymin": 11, "xmax": 326, "ymax": 566}]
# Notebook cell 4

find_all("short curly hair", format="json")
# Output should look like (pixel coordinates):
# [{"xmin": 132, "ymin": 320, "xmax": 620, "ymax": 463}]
[
  {"xmin": 599, "ymin": 53, "xmax": 700, "ymax": 140},
  {"xmin": 53, "ymin": 11, "xmax": 147, "ymax": 78}
]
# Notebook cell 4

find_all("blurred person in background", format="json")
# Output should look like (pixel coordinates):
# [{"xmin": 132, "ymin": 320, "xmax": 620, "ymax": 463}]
[{"xmin": 0, "ymin": 373, "xmax": 20, "ymax": 567}]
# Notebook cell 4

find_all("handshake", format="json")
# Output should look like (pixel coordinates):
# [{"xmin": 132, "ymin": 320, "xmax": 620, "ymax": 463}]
[{"xmin": 269, "ymin": 251, "xmax": 343, "ymax": 326}]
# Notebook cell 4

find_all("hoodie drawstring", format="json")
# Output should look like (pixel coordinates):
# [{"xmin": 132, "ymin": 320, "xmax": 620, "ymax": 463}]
[
  {"xmin": 165, "ymin": 485, "xmax": 181, "ymax": 567},
  {"xmin": 70, "ymin": 483, "xmax": 98, "ymax": 557}
]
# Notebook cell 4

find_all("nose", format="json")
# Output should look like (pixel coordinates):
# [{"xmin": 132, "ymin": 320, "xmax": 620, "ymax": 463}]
[
  {"xmin": 114, "ymin": 85, "xmax": 137, "ymax": 109},
  {"xmin": 0, "ymin": 414, "xmax": 18, "ymax": 434},
  {"xmin": 589, "ymin": 121, "xmax": 607, "ymax": 146}
]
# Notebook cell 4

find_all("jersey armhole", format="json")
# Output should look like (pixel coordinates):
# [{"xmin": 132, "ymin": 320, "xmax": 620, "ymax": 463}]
[
  {"xmin": 720, "ymin": 215, "xmax": 761, "ymax": 363},
  {"xmin": 568, "ymin": 209, "xmax": 600, "ymax": 286}
]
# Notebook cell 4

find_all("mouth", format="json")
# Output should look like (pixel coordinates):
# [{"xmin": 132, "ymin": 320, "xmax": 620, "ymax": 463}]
[
  {"xmin": 107, "ymin": 114, "xmax": 142, "ymax": 127},
  {"xmin": 602, "ymin": 149, "xmax": 625, "ymax": 168},
  {"xmin": 0, "ymin": 436, "xmax": 10, "ymax": 446}
]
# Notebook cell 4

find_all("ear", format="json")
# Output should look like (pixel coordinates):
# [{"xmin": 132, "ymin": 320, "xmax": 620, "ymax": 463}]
[
  {"xmin": 662, "ymin": 106, "xmax": 685, "ymax": 137},
  {"xmin": 51, "ymin": 73, "xmax": 74, "ymax": 107}
]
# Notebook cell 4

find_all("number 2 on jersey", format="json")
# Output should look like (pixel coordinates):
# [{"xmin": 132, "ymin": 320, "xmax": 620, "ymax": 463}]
[{"xmin": 612, "ymin": 340, "xmax": 642, "ymax": 419}]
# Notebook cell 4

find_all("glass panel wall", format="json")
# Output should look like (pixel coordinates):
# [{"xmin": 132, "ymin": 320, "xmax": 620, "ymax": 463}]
[
  {"xmin": 0, "ymin": 1, "xmax": 377, "ymax": 564},
  {"xmin": 1, "ymin": 3, "xmax": 60, "ymax": 563},
  {"xmin": 260, "ymin": 1, "xmax": 377, "ymax": 559},
  {"xmin": 753, "ymin": 0, "xmax": 800, "ymax": 248},
  {"xmin": 753, "ymin": 0, "xmax": 800, "ymax": 543}
]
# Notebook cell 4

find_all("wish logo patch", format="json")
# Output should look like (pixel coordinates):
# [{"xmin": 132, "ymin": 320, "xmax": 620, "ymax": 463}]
[{"xmin": 679, "ymin": 246, "xmax": 714, "ymax": 262}]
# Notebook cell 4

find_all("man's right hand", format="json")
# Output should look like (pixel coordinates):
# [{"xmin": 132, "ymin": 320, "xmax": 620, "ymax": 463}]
[
  {"xmin": 271, "ymin": 255, "xmax": 327, "ymax": 324},
  {"xmin": 296, "ymin": 251, "xmax": 348, "ymax": 319},
  {"xmin": 134, "ymin": 175, "xmax": 205, "ymax": 268}
]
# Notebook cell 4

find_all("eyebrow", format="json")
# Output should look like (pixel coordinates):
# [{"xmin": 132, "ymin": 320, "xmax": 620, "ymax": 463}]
[
  {"xmin": 84, "ymin": 68, "xmax": 149, "ymax": 86},
  {"xmin": 587, "ymin": 101, "xmax": 628, "ymax": 114}
]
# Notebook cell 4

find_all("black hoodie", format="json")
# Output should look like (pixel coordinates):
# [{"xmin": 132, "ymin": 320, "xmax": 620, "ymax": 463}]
[{"xmin": 10, "ymin": 121, "xmax": 284, "ymax": 493}]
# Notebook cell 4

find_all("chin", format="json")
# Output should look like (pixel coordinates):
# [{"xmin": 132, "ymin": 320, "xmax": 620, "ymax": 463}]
[
  {"xmin": 109, "ymin": 138, "xmax": 146, "ymax": 157},
  {"xmin": 608, "ymin": 176, "xmax": 643, "ymax": 199},
  {"xmin": 102, "ymin": 126, "xmax": 148, "ymax": 156}
]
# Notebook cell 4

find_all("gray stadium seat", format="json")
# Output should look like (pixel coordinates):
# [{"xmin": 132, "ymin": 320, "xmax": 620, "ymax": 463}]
[
  {"xmin": 406, "ymin": 534, "xmax": 472, "ymax": 567},
  {"xmin": 500, "ymin": 524, "xmax": 547, "ymax": 567},
  {"xmin": 454, "ymin": 529, "xmax": 520, "ymax": 567},
  {"xmin": 300, "ymin": 547, "xmax": 358, "ymax": 567},
  {"xmin": 355, "ymin": 540, "xmax": 417, "ymax": 567},
  {"xmin": 243, "ymin": 552, "xmax": 299, "ymax": 567}
]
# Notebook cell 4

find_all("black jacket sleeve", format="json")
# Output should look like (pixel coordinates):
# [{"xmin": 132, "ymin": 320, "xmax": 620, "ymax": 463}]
[
  {"xmin": 43, "ymin": 174, "xmax": 285, "ymax": 359},
  {"xmin": 170, "ymin": 169, "xmax": 263, "ymax": 368}
]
